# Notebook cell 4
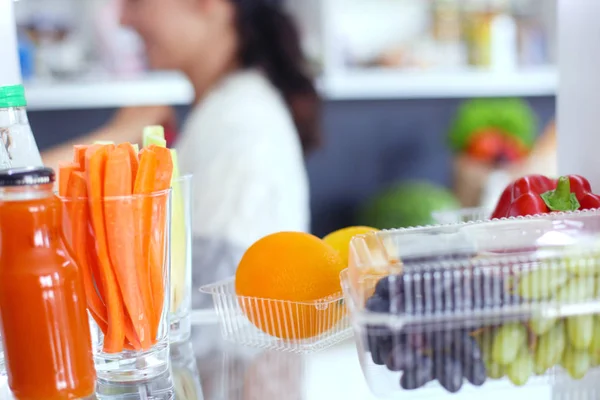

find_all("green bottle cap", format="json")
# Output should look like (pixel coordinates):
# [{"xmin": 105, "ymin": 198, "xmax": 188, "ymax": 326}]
[{"xmin": 0, "ymin": 85, "xmax": 27, "ymax": 108}]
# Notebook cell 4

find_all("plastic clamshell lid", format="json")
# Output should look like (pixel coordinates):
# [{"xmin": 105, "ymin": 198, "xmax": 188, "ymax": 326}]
[{"xmin": 346, "ymin": 212, "xmax": 600, "ymax": 307}]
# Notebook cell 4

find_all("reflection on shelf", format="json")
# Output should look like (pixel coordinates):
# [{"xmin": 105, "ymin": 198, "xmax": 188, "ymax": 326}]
[
  {"xmin": 24, "ymin": 72, "xmax": 193, "ymax": 111},
  {"xmin": 322, "ymin": 66, "xmax": 557, "ymax": 100},
  {"xmin": 23, "ymin": 67, "xmax": 558, "ymax": 111}
]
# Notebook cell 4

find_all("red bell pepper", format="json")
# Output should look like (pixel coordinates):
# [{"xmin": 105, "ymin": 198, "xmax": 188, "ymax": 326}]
[
  {"xmin": 568, "ymin": 175, "xmax": 600, "ymax": 210},
  {"xmin": 491, "ymin": 175, "xmax": 556, "ymax": 218},
  {"xmin": 491, "ymin": 175, "xmax": 580, "ymax": 219}
]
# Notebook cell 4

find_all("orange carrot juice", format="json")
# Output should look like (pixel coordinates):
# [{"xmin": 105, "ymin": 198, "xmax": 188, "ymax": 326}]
[{"xmin": 0, "ymin": 167, "xmax": 96, "ymax": 400}]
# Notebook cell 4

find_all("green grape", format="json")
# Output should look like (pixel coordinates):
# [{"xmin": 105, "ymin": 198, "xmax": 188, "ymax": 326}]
[
  {"xmin": 507, "ymin": 347, "xmax": 534, "ymax": 386},
  {"xmin": 566, "ymin": 315, "xmax": 594, "ymax": 350},
  {"xmin": 566, "ymin": 255, "xmax": 600, "ymax": 276},
  {"xmin": 518, "ymin": 269, "xmax": 570, "ymax": 300},
  {"xmin": 486, "ymin": 359, "xmax": 506, "ymax": 379},
  {"xmin": 530, "ymin": 317, "xmax": 557, "ymax": 336},
  {"xmin": 477, "ymin": 331, "xmax": 494, "ymax": 357},
  {"xmin": 556, "ymin": 277, "xmax": 596, "ymax": 303},
  {"xmin": 479, "ymin": 331, "xmax": 507, "ymax": 379},
  {"xmin": 534, "ymin": 362, "xmax": 547, "ymax": 376},
  {"xmin": 591, "ymin": 351, "xmax": 600, "ymax": 367},
  {"xmin": 535, "ymin": 322, "xmax": 566, "ymax": 372},
  {"xmin": 561, "ymin": 346, "xmax": 591, "ymax": 380},
  {"xmin": 588, "ymin": 317, "xmax": 600, "ymax": 354},
  {"xmin": 492, "ymin": 323, "xmax": 527, "ymax": 366}
]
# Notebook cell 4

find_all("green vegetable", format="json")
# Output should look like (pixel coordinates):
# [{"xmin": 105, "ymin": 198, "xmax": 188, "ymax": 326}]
[
  {"xmin": 358, "ymin": 181, "xmax": 460, "ymax": 229},
  {"xmin": 143, "ymin": 125, "xmax": 167, "ymax": 148},
  {"xmin": 169, "ymin": 149, "xmax": 188, "ymax": 313},
  {"xmin": 142, "ymin": 125, "xmax": 188, "ymax": 313},
  {"xmin": 448, "ymin": 98, "xmax": 537, "ymax": 152},
  {"xmin": 492, "ymin": 323, "xmax": 527, "ymax": 366},
  {"xmin": 540, "ymin": 176, "xmax": 581, "ymax": 212}
]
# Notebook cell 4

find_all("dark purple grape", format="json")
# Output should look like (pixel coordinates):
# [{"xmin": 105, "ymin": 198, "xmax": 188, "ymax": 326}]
[
  {"xmin": 385, "ymin": 343, "xmax": 417, "ymax": 371},
  {"xmin": 366, "ymin": 295, "xmax": 389, "ymax": 313},
  {"xmin": 383, "ymin": 275, "xmax": 405, "ymax": 313},
  {"xmin": 436, "ymin": 357, "xmax": 464, "ymax": 394},
  {"xmin": 463, "ymin": 357, "xmax": 486, "ymax": 386},
  {"xmin": 404, "ymin": 331, "xmax": 426, "ymax": 351},
  {"xmin": 455, "ymin": 334, "xmax": 482, "ymax": 361},
  {"xmin": 366, "ymin": 332, "xmax": 391, "ymax": 365},
  {"xmin": 399, "ymin": 357, "xmax": 434, "ymax": 390},
  {"xmin": 376, "ymin": 338, "xmax": 393, "ymax": 366},
  {"xmin": 481, "ymin": 275, "xmax": 508, "ymax": 308},
  {"xmin": 369, "ymin": 338, "xmax": 385, "ymax": 365},
  {"xmin": 375, "ymin": 276, "xmax": 391, "ymax": 298},
  {"xmin": 389, "ymin": 297, "xmax": 406, "ymax": 314},
  {"xmin": 430, "ymin": 329, "xmax": 463, "ymax": 351}
]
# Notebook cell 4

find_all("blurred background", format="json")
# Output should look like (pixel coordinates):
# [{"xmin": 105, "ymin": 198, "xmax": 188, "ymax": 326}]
[{"xmin": 15, "ymin": 0, "xmax": 557, "ymax": 235}]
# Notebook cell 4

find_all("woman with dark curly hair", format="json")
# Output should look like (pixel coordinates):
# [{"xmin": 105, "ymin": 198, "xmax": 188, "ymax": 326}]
[{"xmin": 43, "ymin": 0, "xmax": 319, "ymax": 285}]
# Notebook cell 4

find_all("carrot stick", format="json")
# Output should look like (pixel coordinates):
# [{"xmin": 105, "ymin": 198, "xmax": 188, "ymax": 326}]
[
  {"xmin": 84, "ymin": 223, "xmax": 105, "ymax": 303},
  {"xmin": 133, "ymin": 149, "xmax": 159, "ymax": 341},
  {"xmin": 73, "ymin": 145, "xmax": 89, "ymax": 170},
  {"xmin": 67, "ymin": 171, "xmax": 108, "ymax": 325},
  {"xmin": 90, "ymin": 309, "xmax": 108, "ymax": 334},
  {"xmin": 85, "ymin": 145, "xmax": 126, "ymax": 353},
  {"xmin": 146, "ymin": 145, "xmax": 173, "ymax": 190},
  {"xmin": 58, "ymin": 162, "xmax": 77, "ymax": 197},
  {"xmin": 117, "ymin": 143, "xmax": 139, "ymax": 190},
  {"xmin": 141, "ymin": 146, "xmax": 173, "ymax": 339},
  {"xmin": 104, "ymin": 147, "xmax": 153, "ymax": 350}
]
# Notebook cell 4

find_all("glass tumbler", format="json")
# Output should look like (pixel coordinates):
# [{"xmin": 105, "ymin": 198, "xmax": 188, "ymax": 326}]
[
  {"xmin": 169, "ymin": 174, "xmax": 193, "ymax": 343},
  {"xmin": 61, "ymin": 189, "xmax": 172, "ymax": 382}
]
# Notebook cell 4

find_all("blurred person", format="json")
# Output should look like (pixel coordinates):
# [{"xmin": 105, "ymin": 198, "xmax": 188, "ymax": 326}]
[{"xmin": 42, "ymin": 0, "xmax": 319, "ymax": 300}]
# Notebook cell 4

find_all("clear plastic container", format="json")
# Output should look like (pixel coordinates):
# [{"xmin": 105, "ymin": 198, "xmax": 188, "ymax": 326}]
[
  {"xmin": 344, "ymin": 213, "xmax": 600, "ymax": 397},
  {"xmin": 432, "ymin": 207, "xmax": 600, "ymax": 225},
  {"xmin": 201, "ymin": 278, "xmax": 352, "ymax": 353},
  {"xmin": 431, "ymin": 206, "xmax": 493, "ymax": 225}
]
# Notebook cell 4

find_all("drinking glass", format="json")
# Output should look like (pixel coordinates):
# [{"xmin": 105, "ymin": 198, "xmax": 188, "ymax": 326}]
[{"xmin": 61, "ymin": 189, "xmax": 172, "ymax": 382}]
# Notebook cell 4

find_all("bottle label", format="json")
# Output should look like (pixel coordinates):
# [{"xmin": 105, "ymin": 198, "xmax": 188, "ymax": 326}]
[{"xmin": 0, "ymin": 127, "xmax": 11, "ymax": 169}]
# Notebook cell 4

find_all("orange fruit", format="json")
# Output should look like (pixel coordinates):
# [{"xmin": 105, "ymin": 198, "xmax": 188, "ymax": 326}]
[
  {"xmin": 235, "ymin": 232, "xmax": 346, "ymax": 340},
  {"xmin": 323, "ymin": 226, "xmax": 379, "ymax": 267}
]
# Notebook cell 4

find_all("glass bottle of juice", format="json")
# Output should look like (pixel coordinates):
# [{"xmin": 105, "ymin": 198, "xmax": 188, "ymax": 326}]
[
  {"xmin": 0, "ymin": 85, "xmax": 43, "ymax": 169},
  {"xmin": 0, "ymin": 167, "xmax": 96, "ymax": 400}
]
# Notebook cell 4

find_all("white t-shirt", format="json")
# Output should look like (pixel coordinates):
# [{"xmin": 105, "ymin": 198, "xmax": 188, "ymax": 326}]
[{"xmin": 176, "ymin": 70, "xmax": 310, "ymax": 302}]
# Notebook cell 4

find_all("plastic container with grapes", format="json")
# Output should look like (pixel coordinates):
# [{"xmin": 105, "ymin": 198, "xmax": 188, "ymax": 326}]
[{"xmin": 343, "ymin": 213, "xmax": 600, "ymax": 397}]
